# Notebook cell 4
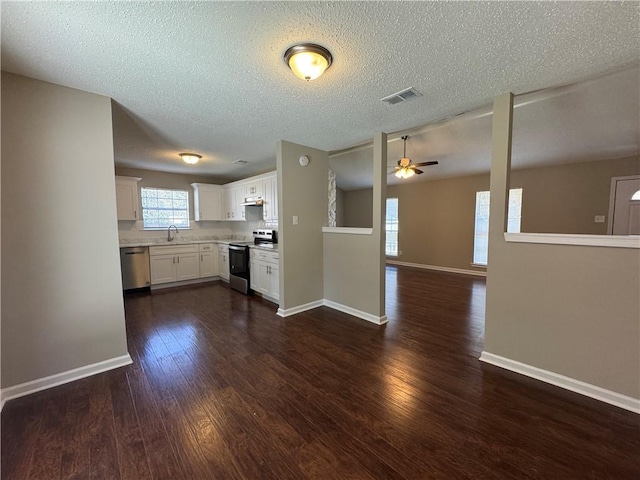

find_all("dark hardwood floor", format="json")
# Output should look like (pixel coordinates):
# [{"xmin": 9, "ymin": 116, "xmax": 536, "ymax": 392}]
[{"xmin": 2, "ymin": 266, "xmax": 639, "ymax": 479}]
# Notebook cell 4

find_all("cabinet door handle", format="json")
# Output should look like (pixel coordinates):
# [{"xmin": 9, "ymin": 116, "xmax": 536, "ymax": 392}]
[
  {"xmin": 201, "ymin": 254, "xmax": 203, "ymax": 262},
  {"xmin": 173, "ymin": 256, "xmax": 175, "ymax": 264},
  {"xmin": 134, "ymin": 210, "xmax": 137, "ymax": 219},
  {"xmin": 177, "ymin": 256, "xmax": 180, "ymax": 264}
]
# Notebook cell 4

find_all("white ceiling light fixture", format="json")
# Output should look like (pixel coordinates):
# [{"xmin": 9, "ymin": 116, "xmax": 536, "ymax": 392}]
[
  {"xmin": 284, "ymin": 43, "xmax": 333, "ymax": 81},
  {"xmin": 179, "ymin": 153, "xmax": 201, "ymax": 165}
]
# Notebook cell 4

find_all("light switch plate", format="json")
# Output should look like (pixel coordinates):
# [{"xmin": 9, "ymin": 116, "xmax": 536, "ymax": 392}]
[
  {"xmin": 594, "ymin": 215, "xmax": 605, "ymax": 223},
  {"xmin": 293, "ymin": 215, "xmax": 299, "ymax": 225}
]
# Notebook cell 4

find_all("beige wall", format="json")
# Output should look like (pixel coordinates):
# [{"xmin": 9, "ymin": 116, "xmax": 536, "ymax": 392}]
[
  {"xmin": 277, "ymin": 141, "xmax": 328, "ymax": 310},
  {"xmin": 341, "ymin": 188, "xmax": 373, "ymax": 228},
  {"xmin": 485, "ymin": 92, "xmax": 640, "ymax": 400},
  {"xmin": 323, "ymin": 133, "xmax": 387, "ymax": 320},
  {"xmin": 1, "ymin": 73, "xmax": 129, "ymax": 388},
  {"xmin": 336, "ymin": 187, "xmax": 345, "ymax": 227},
  {"xmin": 387, "ymin": 174, "xmax": 488, "ymax": 272},
  {"xmin": 516, "ymin": 156, "xmax": 639, "ymax": 235},
  {"xmin": 387, "ymin": 156, "xmax": 639, "ymax": 272}
]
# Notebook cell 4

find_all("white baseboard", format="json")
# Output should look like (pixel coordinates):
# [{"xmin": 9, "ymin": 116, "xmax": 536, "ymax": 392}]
[
  {"xmin": 386, "ymin": 260, "xmax": 487, "ymax": 277},
  {"xmin": 278, "ymin": 299, "xmax": 387, "ymax": 325},
  {"xmin": 277, "ymin": 300, "xmax": 324, "ymax": 317},
  {"xmin": 323, "ymin": 300, "xmax": 388, "ymax": 325},
  {"xmin": 480, "ymin": 351, "xmax": 640, "ymax": 414},
  {"xmin": 0, "ymin": 354, "xmax": 133, "ymax": 406},
  {"xmin": 150, "ymin": 277, "xmax": 219, "ymax": 290}
]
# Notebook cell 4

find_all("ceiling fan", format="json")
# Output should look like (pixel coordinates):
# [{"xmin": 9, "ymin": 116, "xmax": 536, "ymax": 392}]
[{"xmin": 391, "ymin": 135, "xmax": 439, "ymax": 178}]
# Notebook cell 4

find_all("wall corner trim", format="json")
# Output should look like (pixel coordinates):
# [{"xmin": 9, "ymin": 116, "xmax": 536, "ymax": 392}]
[
  {"xmin": 480, "ymin": 351, "xmax": 640, "ymax": 414},
  {"xmin": 323, "ymin": 300, "xmax": 387, "ymax": 325},
  {"xmin": 277, "ymin": 300, "xmax": 325, "ymax": 317},
  {"xmin": 277, "ymin": 299, "xmax": 387, "ymax": 325},
  {"xmin": 0, "ymin": 354, "xmax": 133, "ymax": 406},
  {"xmin": 386, "ymin": 260, "xmax": 487, "ymax": 277}
]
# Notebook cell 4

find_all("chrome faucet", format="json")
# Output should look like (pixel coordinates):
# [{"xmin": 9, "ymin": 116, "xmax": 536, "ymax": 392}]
[{"xmin": 167, "ymin": 224, "xmax": 178, "ymax": 242}]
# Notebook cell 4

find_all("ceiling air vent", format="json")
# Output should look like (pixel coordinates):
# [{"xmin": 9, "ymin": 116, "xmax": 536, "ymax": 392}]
[
  {"xmin": 233, "ymin": 159, "xmax": 248, "ymax": 165},
  {"xmin": 381, "ymin": 87, "xmax": 422, "ymax": 105}
]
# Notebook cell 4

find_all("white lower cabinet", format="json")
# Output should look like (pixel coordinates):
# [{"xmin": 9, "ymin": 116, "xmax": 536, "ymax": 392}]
[
  {"xmin": 218, "ymin": 244, "xmax": 229, "ymax": 281},
  {"xmin": 199, "ymin": 243, "xmax": 219, "ymax": 278},
  {"xmin": 149, "ymin": 244, "xmax": 200, "ymax": 285},
  {"xmin": 250, "ymin": 248, "xmax": 279, "ymax": 302}
]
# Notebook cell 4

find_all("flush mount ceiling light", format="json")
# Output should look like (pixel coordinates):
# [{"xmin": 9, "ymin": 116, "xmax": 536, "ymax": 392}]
[
  {"xmin": 284, "ymin": 43, "xmax": 332, "ymax": 81},
  {"xmin": 179, "ymin": 153, "xmax": 201, "ymax": 165}
]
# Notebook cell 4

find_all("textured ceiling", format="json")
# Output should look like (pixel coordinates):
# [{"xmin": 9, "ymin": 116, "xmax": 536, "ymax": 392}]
[
  {"xmin": 332, "ymin": 66, "xmax": 640, "ymax": 190},
  {"xmin": 2, "ymin": 1, "xmax": 639, "ymax": 182}
]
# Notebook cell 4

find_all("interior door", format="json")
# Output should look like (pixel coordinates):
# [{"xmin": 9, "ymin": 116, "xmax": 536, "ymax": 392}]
[{"xmin": 609, "ymin": 175, "xmax": 640, "ymax": 235}]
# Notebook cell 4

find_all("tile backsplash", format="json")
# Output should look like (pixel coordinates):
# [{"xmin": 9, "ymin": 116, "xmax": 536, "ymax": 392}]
[{"xmin": 117, "ymin": 218, "xmax": 277, "ymax": 245}]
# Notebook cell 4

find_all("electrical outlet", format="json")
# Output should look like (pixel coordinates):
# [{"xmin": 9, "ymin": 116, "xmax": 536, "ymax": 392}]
[
  {"xmin": 292, "ymin": 215, "xmax": 298, "ymax": 225},
  {"xmin": 398, "ymin": 250, "xmax": 403, "ymax": 256},
  {"xmin": 594, "ymin": 215, "xmax": 605, "ymax": 223}
]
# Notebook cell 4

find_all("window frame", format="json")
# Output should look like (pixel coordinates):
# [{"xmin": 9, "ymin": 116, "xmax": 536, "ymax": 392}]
[
  {"xmin": 140, "ymin": 187, "xmax": 191, "ymax": 230},
  {"xmin": 385, "ymin": 197, "xmax": 399, "ymax": 257},
  {"xmin": 473, "ymin": 188, "xmax": 523, "ymax": 266}
]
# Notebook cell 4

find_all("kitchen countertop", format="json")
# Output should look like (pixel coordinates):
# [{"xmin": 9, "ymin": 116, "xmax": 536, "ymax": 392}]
[
  {"xmin": 250, "ymin": 244, "xmax": 279, "ymax": 252},
  {"xmin": 119, "ymin": 238, "xmax": 278, "ymax": 252}
]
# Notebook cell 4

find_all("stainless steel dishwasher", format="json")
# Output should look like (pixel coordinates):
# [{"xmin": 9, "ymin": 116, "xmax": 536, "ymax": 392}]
[{"xmin": 120, "ymin": 247, "xmax": 151, "ymax": 291}]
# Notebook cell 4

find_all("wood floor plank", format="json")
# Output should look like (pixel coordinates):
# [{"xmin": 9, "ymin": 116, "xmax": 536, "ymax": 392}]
[
  {"xmin": 58, "ymin": 380, "xmax": 92, "ymax": 479},
  {"xmin": 2, "ymin": 268, "xmax": 639, "ymax": 479},
  {"xmin": 108, "ymin": 370, "xmax": 153, "ymax": 480}
]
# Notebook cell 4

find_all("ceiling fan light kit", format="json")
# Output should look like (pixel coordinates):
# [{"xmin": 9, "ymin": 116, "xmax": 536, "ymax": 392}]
[
  {"xmin": 391, "ymin": 135, "xmax": 438, "ymax": 179},
  {"xmin": 284, "ymin": 43, "xmax": 332, "ymax": 81},
  {"xmin": 395, "ymin": 167, "xmax": 415, "ymax": 179}
]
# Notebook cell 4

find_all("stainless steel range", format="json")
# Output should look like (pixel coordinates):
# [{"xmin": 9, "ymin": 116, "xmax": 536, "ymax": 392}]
[
  {"xmin": 228, "ymin": 230, "xmax": 277, "ymax": 295},
  {"xmin": 228, "ymin": 242, "xmax": 253, "ymax": 294},
  {"xmin": 253, "ymin": 229, "xmax": 277, "ymax": 248}
]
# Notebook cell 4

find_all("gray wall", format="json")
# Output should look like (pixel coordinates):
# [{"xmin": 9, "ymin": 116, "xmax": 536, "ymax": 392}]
[
  {"xmin": 342, "ymin": 188, "xmax": 374, "ymax": 228},
  {"xmin": 485, "ymin": 93, "xmax": 640, "ymax": 399},
  {"xmin": 323, "ymin": 133, "xmax": 387, "ymax": 320},
  {"xmin": 386, "ymin": 156, "xmax": 639, "ymax": 272},
  {"xmin": 277, "ymin": 141, "xmax": 328, "ymax": 310},
  {"xmin": 1, "ymin": 73, "xmax": 129, "ymax": 388}
]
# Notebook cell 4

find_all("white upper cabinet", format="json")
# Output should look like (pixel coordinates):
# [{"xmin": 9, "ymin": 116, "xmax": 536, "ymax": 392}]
[
  {"xmin": 191, "ymin": 183, "xmax": 223, "ymax": 221},
  {"xmin": 262, "ymin": 174, "xmax": 278, "ymax": 222},
  {"xmin": 115, "ymin": 176, "xmax": 141, "ymax": 220},
  {"xmin": 223, "ymin": 185, "xmax": 246, "ymax": 221},
  {"xmin": 244, "ymin": 180, "xmax": 264, "ymax": 198}
]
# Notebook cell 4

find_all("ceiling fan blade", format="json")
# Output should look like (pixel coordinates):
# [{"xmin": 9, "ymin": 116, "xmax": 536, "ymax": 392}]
[
  {"xmin": 413, "ymin": 161, "xmax": 439, "ymax": 167},
  {"xmin": 414, "ymin": 169, "xmax": 424, "ymax": 174}
]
